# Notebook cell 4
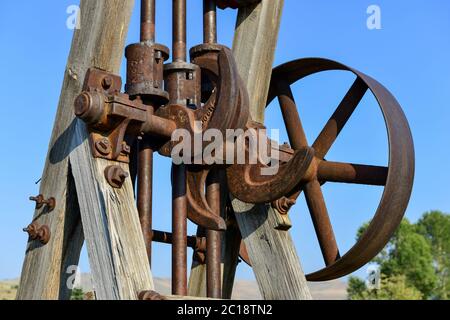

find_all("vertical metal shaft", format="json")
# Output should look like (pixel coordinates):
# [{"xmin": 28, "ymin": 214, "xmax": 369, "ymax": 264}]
[
  {"xmin": 206, "ymin": 169, "xmax": 222, "ymax": 298},
  {"xmin": 172, "ymin": 164, "xmax": 188, "ymax": 296},
  {"xmin": 204, "ymin": 0, "xmax": 221, "ymax": 298},
  {"xmin": 137, "ymin": 0, "xmax": 156, "ymax": 265},
  {"xmin": 173, "ymin": 0, "xmax": 187, "ymax": 62},
  {"xmin": 203, "ymin": 0, "xmax": 217, "ymax": 44},
  {"xmin": 137, "ymin": 138, "xmax": 154, "ymax": 265},
  {"xmin": 141, "ymin": 0, "xmax": 156, "ymax": 42}
]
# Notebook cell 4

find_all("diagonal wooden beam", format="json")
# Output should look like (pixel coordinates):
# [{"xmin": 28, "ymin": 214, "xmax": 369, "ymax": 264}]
[
  {"xmin": 16, "ymin": 0, "xmax": 153, "ymax": 300},
  {"xmin": 231, "ymin": 0, "xmax": 312, "ymax": 300}
]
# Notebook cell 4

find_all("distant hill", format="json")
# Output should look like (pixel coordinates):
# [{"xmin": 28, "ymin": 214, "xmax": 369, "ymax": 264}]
[{"xmin": 2, "ymin": 276, "xmax": 347, "ymax": 300}]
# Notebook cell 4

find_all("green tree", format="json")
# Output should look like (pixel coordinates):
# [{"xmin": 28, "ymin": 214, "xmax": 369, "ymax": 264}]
[
  {"xmin": 347, "ymin": 214, "xmax": 450, "ymax": 300},
  {"xmin": 380, "ymin": 220, "xmax": 437, "ymax": 298},
  {"xmin": 348, "ymin": 275, "xmax": 423, "ymax": 300},
  {"xmin": 416, "ymin": 211, "xmax": 450, "ymax": 299},
  {"xmin": 70, "ymin": 288, "xmax": 85, "ymax": 300}
]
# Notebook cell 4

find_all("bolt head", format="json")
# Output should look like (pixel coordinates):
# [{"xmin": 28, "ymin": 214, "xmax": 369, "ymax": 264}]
[
  {"xmin": 272, "ymin": 197, "xmax": 296, "ymax": 215},
  {"xmin": 121, "ymin": 142, "xmax": 131, "ymax": 155},
  {"xmin": 105, "ymin": 165, "xmax": 129, "ymax": 189},
  {"xmin": 45, "ymin": 198, "xmax": 56, "ymax": 212},
  {"xmin": 29, "ymin": 195, "xmax": 45, "ymax": 209},
  {"xmin": 74, "ymin": 93, "xmax": 92, "ymax": 117},
  {"xmin": 95, "ymin": 139, "xmax": 112, "ymax": 156},
  {"xmin": 36, "ymin": 225, "xmax": 51, "ymax": 245},
  {"xmin": 102, "ymin": 76, "xmax": 113, "ymax": 90},
  {"xmin": 23, "ymin": 222, "xmax": 39, "ymax": 239}
]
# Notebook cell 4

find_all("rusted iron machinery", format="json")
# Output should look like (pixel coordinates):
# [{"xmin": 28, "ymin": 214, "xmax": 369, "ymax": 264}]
[{"xmin": 68, "ymin": 0, "xmax": 414, "ymax": 299}]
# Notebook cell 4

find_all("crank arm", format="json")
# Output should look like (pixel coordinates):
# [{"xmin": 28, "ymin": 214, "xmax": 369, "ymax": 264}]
[
  {"xmin": 227, "ymin": 147, "xmax": 315, "ymax": 204},
  {"xmin": 191, "ymin": 44, "xmax": 249, "ymax": 134},
  {"xmin": 187, "ymin": 167, "xmax": 227, "ymax": 231}
]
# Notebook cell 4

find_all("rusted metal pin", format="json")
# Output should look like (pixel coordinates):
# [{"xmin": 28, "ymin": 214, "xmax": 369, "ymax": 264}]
[
  {"xmin": 170, "ymin": 0, "xmax": 188, "ymax": 295},
  {"xmin": 152, "ymin": 230, "xmax": 206, "ymax": 250},
  {"xmin": 203, "ymin": 2, "xmax": 221, "ymax": 298},
  {"xmin": 141, "ymin": 0, "xmax": 156, "ymax": 43},
  {"xmin": 203, "ymin": 0, "xmax": 217, "ymax": 44},
  {"xmin": 206, "ymin": 169, "xmax": 222, "ymax": 298},
  {"xmin": 23, "ymin": 222, "xmax": 51, "ymax": 245},
  {"xmin": 29, "ymin": 195, "xmax": 45, "ymax": 209},
  {"xmin": 171, "ymin": 164, "xmax": 188, "ymax": 296},
  {"xmin": 173, "ymin": 0, "xmax": 187, "ymax": 62},
  {"xmin": 104, "ymin": 165, "xmax": 129, "ymax": 189},
  {"xmin": 29, "ymin": 195, "xmax": 56, "ymax": 211},
  {"xmin": 138, "ymin": 139, "xmax": 154, "ymax": 264}
]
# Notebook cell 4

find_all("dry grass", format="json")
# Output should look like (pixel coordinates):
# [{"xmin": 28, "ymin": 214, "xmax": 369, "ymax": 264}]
[
  {"xmin": 1, "ymin": 277, "xmax": 347, "ymax": 300},
  {"xmin": 0, "ymin": 280, "xmax": 18, "ymax": 300}
]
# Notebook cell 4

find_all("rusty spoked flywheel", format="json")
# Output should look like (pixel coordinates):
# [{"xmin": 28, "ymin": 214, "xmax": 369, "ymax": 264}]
[{"xmin": 261, "ymin": 58, "xmax": 415, "ymax": 281}]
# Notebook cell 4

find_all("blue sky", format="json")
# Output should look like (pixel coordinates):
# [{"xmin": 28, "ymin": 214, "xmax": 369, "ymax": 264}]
[{"xmin": 0, "ymin": 1, "xmax": 449, "ymax": 284}]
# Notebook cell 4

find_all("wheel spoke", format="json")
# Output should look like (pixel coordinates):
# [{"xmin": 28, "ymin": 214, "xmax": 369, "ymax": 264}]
[
  {"xmin": 317, "ymin": 161, "xmax": 388, "ymax": 186},
  {"xmin": 276, "ymin": 81, "xmax": 309, "ymax": 149},
  {"xmin": 304, "ymin": 180, "xmax": 340, "ymax": 266},
  {"xmin": 312, "ymin": 78, "xmax": 368, "ymax": 159}
]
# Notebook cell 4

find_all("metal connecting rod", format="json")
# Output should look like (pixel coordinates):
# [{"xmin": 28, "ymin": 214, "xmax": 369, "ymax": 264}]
[
  {"xmin": 170, "ymin": 0, "xmax": 188, "ymax": 296},
  {"xmin": 173, "ymin": 0, "xmax": 187, "ymax": 62},
  {"xmin": 172, "ymin": 164, "xmax": 188, "ymax": 296},
  {"xmin": 141, "ymin": 0, "xmax": 156, "ymax": 43},
  {"xmin": 206, "ymin": 168, "xmax": 222, "ymax": 298},
  {"xmin": 202, "ymin": 0, "xmax": 222, "ymax": 299},
  {"xmin": 137, "ymin": 0, "xmax": 157, "ymax": 264},
  {"xmin": 138, "ymin": 139, "xmax": 154, "ymax": 264},
  {"xmin": 203, "ymin": 0, "xmax": 217, "ymax": 44}
]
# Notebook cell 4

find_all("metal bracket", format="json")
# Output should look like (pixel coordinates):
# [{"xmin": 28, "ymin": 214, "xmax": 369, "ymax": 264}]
[{"xmin": 75, "ymin": 68, "xmax": 174, "ymax": 163}]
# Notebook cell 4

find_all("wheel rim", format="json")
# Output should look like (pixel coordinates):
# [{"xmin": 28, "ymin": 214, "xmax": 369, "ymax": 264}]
[{"xmin": 265, "ymin": 58, "xmax": 415, "ymax": 281}]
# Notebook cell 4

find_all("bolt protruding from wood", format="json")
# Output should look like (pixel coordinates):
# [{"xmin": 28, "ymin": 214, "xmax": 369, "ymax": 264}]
[
  {"xmin": 29, "ymin": 194, "xmax": 45, "ymax": 209},
  {"xmin": 29, "ymin": 195, "xmax": 56, "ymax": 211},
  {"xmin": 104, "ymin": 165, "xmax": 129, "ymax": 189},
  {"xmin": 43, "ymin": 197, "xmax": 56, "ymax": 212},
  {"xmin": 95, "ymin": 138, "xmax": 112, "ymax": 156},
  {"xmin": 23, "ymin": 222, "xmax": 51, "ymax": 245},
  {"xmin": 272, "ymin": 197, "xmax": 297, "ymax": 215}
]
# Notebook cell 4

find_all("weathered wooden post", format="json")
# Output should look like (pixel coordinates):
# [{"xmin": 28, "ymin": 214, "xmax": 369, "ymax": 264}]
[
  {"xmin": 231, "ymin": 0, "xmax": 312, "ymax": 300},
  {"xmin": 17, "ymin": 0, "xmax": 153, "ymax": 300}
]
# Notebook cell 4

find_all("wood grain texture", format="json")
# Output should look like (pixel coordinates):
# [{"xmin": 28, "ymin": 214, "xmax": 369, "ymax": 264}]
[
  {"xmin": 233, "ymin": 0, "xmax": 283, "ymax": 123},
  {"xmin": 16, "ymin": 0, "xmax": 135, "ymax": 300},
  {"xmin": 70, "ymin": 121, "xmax": 153, "ymax": 300},
  {"xmin": 188, "ymin": 261, "xmax": 207, "ymax": 298},
  {"xmin": 232, "ymin": 200, "xmax": 311, "ymax": 300},
  {"xmin": 187, "ymin": 226, "xmax": 240, "ymax": 299},
  {"xmin": 231, "ymin": 0, "xmax": 313, "ymax": 300},
  {"xmin": 220, "ymin": 221, "xmax": 241, "ymax": 299}
]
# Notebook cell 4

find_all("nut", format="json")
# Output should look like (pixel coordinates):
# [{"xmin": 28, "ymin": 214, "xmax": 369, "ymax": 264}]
[
  {"xmin": 43, "ymin": 197, "xmax": 56, "ymax": 212},
  {"xmin": 104, "ymin": 165, "xmax": 129, "ymax": 189},
  {"xmin": 95, "ymin": 138, "xmax": 112, "ymax": 156},
  {"xmin": 102, "ymin": 76, "xmax": 113, "ymax": 90},
  {"xmin": 29, "ymin": 194, "xmax": 45, "ymax": 209},
  {"xmin": 138, "ymin": 290, "xmax": 166, "ymax": 301},
  {"xmin": 121, "ymin": 142, "xmax": 131, "ymax": 155},
  {"xmin": 272, "ymin": 197, "xmax": 296, "ymax": 215},
  {"xmin": 23, "ymin": 222, "xmax": 51, "ymax": 245}
]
